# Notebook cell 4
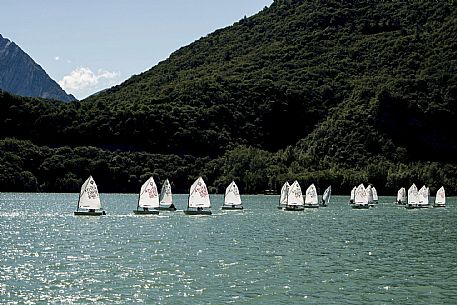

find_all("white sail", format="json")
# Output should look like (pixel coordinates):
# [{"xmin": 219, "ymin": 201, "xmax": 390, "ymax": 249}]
[
  {"xmin": 418, "ymin": 185, "xmax": 429, "ymax": 206},
  {"xmin": 224, "ymin": 181, "xmax": 242, "ymax": 206},
  {"xmin": 279, "ymin": 181, "xmax": 290, "ymax": 206},
  {"xmin": 305, "ymin": 184, "xmax": 318, "ymax": 205},
  {"xmin": 350, "ymin": 186, "xmax": 356, "ymax": 201},
  {"xmin": 397, "ymin": 188, "xmax": 402, "ymax": 202},
  {"xmin": 354, "ymin": 184, "xmax": 368, "ymax": 205},
  {"xmin": 372, "ymin": 187, "xmax": 378, "ymax": 202},
  {"xmin": 159, "ymin": 179, "xmax": 173, "ymax": 206},
  {"xmin": 366, "ymin": 185, "xmax": 373, "ymax": 204},
  {"xmin": 138, "ymin": 177, "xmax": 159, "ymax": 208},
  {"xmin": 396, "ymin": 188, "xmax": 404, "ymax": 202},
  {"xmin": 401, "ymin": 187, "xmax": 407, "ymax": 202},
  {"xmin": 78, "ymin": 176, "xmax": 101, "ymax": 210},
  {"xmin": 287, "ymin": 180, "xmax": 304, "ymax": 206},
  {"xmin": 435, "ymin": 186, "xmax": 446, "ymax": 205},
  {"xmin": 188, "ymin": 177, "xmax": 211, "ymax": 208},
  {"xmin": 323, "ymin": 186, "xmax": 331, "ymax": 203},
  {"xmin": 408, "ymin": 184, "xmax": 419, "ymax": 205}
]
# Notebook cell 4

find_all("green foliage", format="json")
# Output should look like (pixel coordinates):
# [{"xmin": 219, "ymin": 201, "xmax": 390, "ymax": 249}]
[{"xmin": 1, "ymin": 1, "xmax": 457, "ymax": 193}]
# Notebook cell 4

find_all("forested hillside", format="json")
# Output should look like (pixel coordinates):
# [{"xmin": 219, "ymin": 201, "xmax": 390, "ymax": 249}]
[{"xmin": 1, "ymin": 0, "xmax": 456, "ymax": 194}]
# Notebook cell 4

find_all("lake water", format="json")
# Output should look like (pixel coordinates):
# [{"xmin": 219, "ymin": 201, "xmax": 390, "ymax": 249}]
[{"xmin": 1, "ymin": 193, "xmax": 457, "ymax": 304}]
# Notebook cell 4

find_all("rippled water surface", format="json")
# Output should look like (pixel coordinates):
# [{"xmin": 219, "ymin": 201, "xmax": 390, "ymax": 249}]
[{"xmin": 1, "ymin": 193, "xmax": 457, "ymax": 304}]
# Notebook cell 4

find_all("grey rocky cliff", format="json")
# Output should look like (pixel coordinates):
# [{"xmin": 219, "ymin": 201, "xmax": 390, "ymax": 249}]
[{"xmin": 0, "ymin": 34, "xmax": 76, "ymax": 102}]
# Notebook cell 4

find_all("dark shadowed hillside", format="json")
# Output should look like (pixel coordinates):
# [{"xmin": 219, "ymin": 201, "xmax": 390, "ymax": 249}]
[{"xmin": 1, "ymin": 0, "xmax": 456, "ymax": 193}]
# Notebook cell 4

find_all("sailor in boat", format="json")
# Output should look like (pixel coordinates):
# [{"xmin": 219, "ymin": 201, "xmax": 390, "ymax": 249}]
[
  {"xmin": 143, "ymin": 207, "xmax": 149, "ymax": 211},
  {"xmin": 169, "ymin": 203, "xmax": 176, "ymax": 210},
  {"xmin": 197, "ymin": 207, "xmax": 203, "ymax": 211},
  {"xmin": 89, "ymin": 209, "xmax": 95, "ymax": 213}
]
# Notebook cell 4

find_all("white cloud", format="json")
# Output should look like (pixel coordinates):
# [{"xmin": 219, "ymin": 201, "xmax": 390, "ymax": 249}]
[{"xmin": 58, "ymin": 67, "xmax": 120, "ymax": 92}]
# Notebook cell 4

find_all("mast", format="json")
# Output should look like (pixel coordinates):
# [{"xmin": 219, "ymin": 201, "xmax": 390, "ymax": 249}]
[
  {"xmin": 137, "ymin": 190, "xmax": 141, "ymax": 211},
  {"xmin": 77, "ymin": 192, "xmax": 81, "ymax": 211}
]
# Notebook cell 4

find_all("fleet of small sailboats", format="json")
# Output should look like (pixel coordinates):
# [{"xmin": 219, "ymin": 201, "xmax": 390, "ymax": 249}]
[
  {"xmin": 75, "ymin": 176, "xmax": 105, "ymax": 216},
  {"xmin": 184, "ymin": 177, "xmax": 212, "ymax": 215},
  {"xmin": 74, "ymin": 176, "xmax": 451, "ymax": 214},
  {"xmin": 133, "ymin": 176, "xmax": 160, "ymax": 215},
  {"xmin": 222, "ymin": 181, "xmax": 243, "ymax": 210}
]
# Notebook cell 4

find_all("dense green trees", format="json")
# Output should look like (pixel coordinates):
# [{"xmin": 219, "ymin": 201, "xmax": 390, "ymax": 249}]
[
  {"xmin": 1, "ymin": 138, "xmax": 456, "ymax": 195},
  {"xmin": 1, "ymin": 0, "xmax": 457, "ymax": 194}
]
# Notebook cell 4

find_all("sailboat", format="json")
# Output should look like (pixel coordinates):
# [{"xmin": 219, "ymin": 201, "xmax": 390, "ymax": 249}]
[
  {"xmin": 321, "ymin": 186, "xmax": 331, "ymax": 207},
  {"xmin": 406, "ymin": 183, "xmax": 419, "ymax": 209},
  {"xmin": 222, "ymin": 181, "xmax": 243, "ymax": 210},
  {"xmin": 367, "ymin": 185, "xmax": 374, "ymax": 207},
  {"xmin": 133, "ymin": 176, "xmax": 160, "ymax": 215},
  {"xmin": 304, "ymin": 184, "xmax": 319, "ymax": 208},
  {"xmin": 349, "ymin": 186, "xmax": 356, "ymax": 204},
  {"xmin": 417, "ymin": 185, "xmax": 430, "ymax": 208},
  {"xmin": 284, "ymin": 180, "xmax": 304, "ymax": 211},
  {"xmin": 156, "ymin": 179, "xmax": 176, "ymax": 211},
  {"xmin": 184, "ymin": 177, "xmax": 212, "ymax": 215},
  {"xmin": 396, "ymin": 187, "xmax": 407, "ymax": 205},
  {"xmin": 278, "ymin": 181, "xmax": 290, "ymax": 209},
  {"xmin": 353, "ymin": 184, "xmax": 369, "ymax": 209},
  {"xmin": 74, "ymin": 176, "xmax": 105, "ymax": 216},
  {"xmin": 433, "ymin": 186, "xmax": 446, "ymax": 208},
  {"xmin": 372, "ymin": 186, "xmax": 378, "ymax": 204}
]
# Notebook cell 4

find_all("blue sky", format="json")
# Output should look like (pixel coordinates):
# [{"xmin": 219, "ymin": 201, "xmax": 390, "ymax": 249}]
[{"xmin": 0, "ymin": 0, "xmax": 272, "ymax": 99}]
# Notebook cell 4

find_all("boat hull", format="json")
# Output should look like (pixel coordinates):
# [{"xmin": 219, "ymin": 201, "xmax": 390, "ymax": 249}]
[
  {"xmin": 352, "ymin": 205, "xmax": 369, "ymax": 209},
  {"xmin": 154, "ymin": 207, "xmax": 177, "ymax": 211},
  {"xmin": 184, "ymin": 210, "xmax": 212, "ymax": 215},
  {"xmin": 222, "ymin": 205, "xmax": 243, "ymax": 210},
  {"xmin": 405, "ymin": 204, "xmax": 429, "ymax": 209},
  {"xmin": 304, "ymin": 204, "xmax": 319, "ymax": 208},
  {"xmin": 284, "ymin": 206, "xmax": 304, "ymax": 211},
  {"xmin": 74, "ymin": 211, "xmax": 105, "ymax": 216},
  {"xmin": 133, "ymin": 210, "xmax": 159, "ymax": 215},
  {"xmin": 433, "ymin": 204, "xmax": 446, "ymax": 208}
]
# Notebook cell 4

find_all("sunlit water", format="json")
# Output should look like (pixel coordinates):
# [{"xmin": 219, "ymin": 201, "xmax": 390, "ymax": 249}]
[{"xmin": 1, "ymin": 193, "xmax": 457, "ymax": 304}]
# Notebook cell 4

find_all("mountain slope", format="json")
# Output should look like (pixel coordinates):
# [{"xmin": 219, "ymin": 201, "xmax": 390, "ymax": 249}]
[
  {"xmin": 1, "ymin": 0, "xmax": 457, "ymax": 193},
  {"xmin": 0, "ymin": 34, "xmax": 75, "ymax": 102},
  {"xmin": 81, "ymin": 0, "xmax": 457, "ymax": 157}
]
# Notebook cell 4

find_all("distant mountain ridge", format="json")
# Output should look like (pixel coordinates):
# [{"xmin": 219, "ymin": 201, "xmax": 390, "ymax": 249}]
[{"xmin": 0, "ymin": 34, "xmax": 75, "ymax": 102}]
